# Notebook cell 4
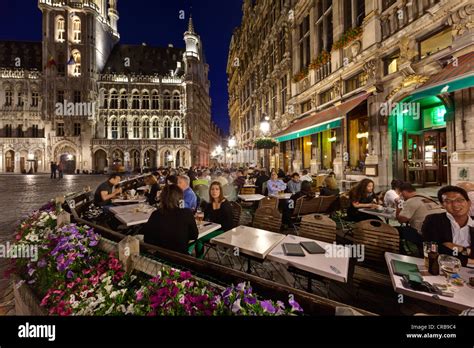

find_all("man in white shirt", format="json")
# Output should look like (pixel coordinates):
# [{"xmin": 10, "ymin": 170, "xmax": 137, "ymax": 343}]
[
  {"xmin": 300, "ymin": 170, "xmax": 313, "ymax": 183},
  {"xmin": 422, "ymin": 186, "xmax": 474, "ymax": 266},
  {"xmin": 384, "ymin": 179, "xmax": 403, "ymax": 209}
]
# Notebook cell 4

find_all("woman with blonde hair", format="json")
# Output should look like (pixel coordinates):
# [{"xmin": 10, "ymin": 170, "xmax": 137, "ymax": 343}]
[
  {"xmin": 320, "ymin": 176, "xmax": 340, "ymax": 196},
  {"xmin": 144, "ymin": 174, "xmax": 160, "ymax": 205}
]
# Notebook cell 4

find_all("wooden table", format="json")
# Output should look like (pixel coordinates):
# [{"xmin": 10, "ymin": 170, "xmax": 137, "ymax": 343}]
[
  {"xmin": 238, "ymin": 194, "xmax": 265, "ymax": 202},
  {"xmin": 385, "ymin": 252, "xmax": 474, "ymax": 312},
  {"xmin": 270, "ymin": 193, "xmax": 292, "ymax": 200},
  {"xmin": 111, "ymin": 204, "xmax": 155, "ymax": 227},
  {"xmin": 267, "ymin": 235, "xmax": 350, "ymax": 284},
  {"xmin": 211, "ymin": 226, "xmax": 286, "ymax": 272},
  {"xmin": 112, "ymin": 197, "xmax": 147, "ymax": 204}
]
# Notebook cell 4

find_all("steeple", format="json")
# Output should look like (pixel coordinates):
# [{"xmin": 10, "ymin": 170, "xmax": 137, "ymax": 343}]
[
  {"xmin": 184, "ymin": 15, "xmax": 200, "ymax": 60},
  {"xmin": 187, "ymin": 15, "xmax": 195, "ymax": 34}
]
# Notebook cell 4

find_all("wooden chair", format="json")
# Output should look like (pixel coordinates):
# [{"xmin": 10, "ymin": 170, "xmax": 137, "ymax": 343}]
[
  {"xmin": 258, "ymin": 196, "xmax": 278, "ymax": 209},
  {"xmin": 63, "ymin": 191, "xmax": 94, "ymax": 220},
  {"xmin": 316, "ymin": 195, "xmax": 338, "ymax": 214},
  {"xmin": 252, "ymin": 207, "xmax": 282, "ymax": 233},
  {"xmin": 229, "ymin": 201, "xmax": 242, "ymax": 228},
  {"xmin": 352, "ymin": 219, "xmax": 400, "ymax": 272},
  {"xmin": 299, "ymin": 214, "xmax": 337, "ymax": 243},
  {"xmin": 240, "ymin": 187, "xmax": 256, "ymax": 195}
]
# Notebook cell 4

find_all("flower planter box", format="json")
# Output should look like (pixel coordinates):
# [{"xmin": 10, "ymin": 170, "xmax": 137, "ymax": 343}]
[{"xmin": 13, "ymin": 275, "xmax": 47, "ymax": 316}]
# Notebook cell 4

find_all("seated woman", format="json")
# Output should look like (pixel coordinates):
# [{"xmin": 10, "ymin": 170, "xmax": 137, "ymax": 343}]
[
  {"xmin": 144, "ymin": 175, "xmax": 160, "ymax": 206},
  {"xmin": 204, "ymin": 181, "xmax": 234, "ymax": 232},
  {"xmin": 142, "ymin": 184, "xmax": 198, "ymax": 254},
  {"xmin": 191, "ymin": 182, "xmax": 234, "ymax": 258},
  {"xmin": 282, "ymin": 181, "xmax": 315, "ymax": 226},
  {"xmin": 347, "ymin": 179, "xmax": 380, "ymax": 222},
  {"xmin": 320, "ymin": 176, "xmax": 340, "ymax": 196}
]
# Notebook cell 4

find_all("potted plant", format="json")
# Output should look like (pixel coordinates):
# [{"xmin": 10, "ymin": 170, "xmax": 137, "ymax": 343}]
[
  {"xmin": 255, "ymin": 137, "xmax": 279, "ymax": 149},
  {"xmin": 309, "ymin": 50, "xmax": 330, "ymax": 70},
  {"xmin": 331, "ymin": 26, "xmax": 363, "ymax": 51}
]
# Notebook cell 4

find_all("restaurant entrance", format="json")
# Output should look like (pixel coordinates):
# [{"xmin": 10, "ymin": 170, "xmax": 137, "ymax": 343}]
[{"xmin": 391, "ymin": 96, "xmax": 449, "ymax": 187}]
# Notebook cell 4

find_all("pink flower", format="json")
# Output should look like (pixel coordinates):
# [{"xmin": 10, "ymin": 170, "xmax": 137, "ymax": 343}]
[{"xmin": 136, "ymin": 291, "xmax": 144, "ymax": 301}]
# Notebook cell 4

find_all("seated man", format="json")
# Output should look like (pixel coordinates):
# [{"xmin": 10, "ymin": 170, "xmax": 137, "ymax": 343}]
[
  {"xmin": 287, "ymin": 173, "xmax": 302, "ymax": 194},
  {"xmin": 177, "ymin": 175, "xmax": 197, "ymax": 211},
  {"xmin": 94, "ymin": 174, "xmax": 122, "ymax": 207},
  {"xmin": 396, "ymin": 183, "xmax": 445, "ymax": 255},
  {"xmin": 422, "ymin": 186, "xmax": 474, "ymax": 266}
]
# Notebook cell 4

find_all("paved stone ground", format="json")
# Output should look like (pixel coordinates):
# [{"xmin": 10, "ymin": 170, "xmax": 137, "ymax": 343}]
[{"xmin": 0, "ymin": 174, "xmax": 106, "ymax": 315}]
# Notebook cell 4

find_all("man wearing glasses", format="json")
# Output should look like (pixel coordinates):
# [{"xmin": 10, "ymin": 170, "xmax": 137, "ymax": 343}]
[{"xmin": 422, "ymin": 186, "xmax": 474, "ymax": 267}]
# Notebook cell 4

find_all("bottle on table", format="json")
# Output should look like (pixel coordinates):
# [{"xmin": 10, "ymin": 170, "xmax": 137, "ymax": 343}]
[{"xmin": 428, "ymin": 243, "xmax": 440, "ymax": 276}]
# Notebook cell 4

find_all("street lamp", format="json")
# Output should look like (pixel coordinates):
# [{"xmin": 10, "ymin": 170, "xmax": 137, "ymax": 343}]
[{"xmin": 260, "ymin": 115, "xmax": 271, "ymax": 170}]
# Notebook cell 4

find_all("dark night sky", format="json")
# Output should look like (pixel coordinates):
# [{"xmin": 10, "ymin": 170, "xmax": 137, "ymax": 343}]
[{"xmin": 0, "ymin": 0, "xmax": 244, "ymax": 135}]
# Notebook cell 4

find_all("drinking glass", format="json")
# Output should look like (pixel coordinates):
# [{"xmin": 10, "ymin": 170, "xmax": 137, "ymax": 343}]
[
  {"xmin": 438, "ymin": 255, "xmax": 462, "ymax": 285},
  {"xmin": 195, "ymin": 209, "xmax": 204, "ymax": 226}
]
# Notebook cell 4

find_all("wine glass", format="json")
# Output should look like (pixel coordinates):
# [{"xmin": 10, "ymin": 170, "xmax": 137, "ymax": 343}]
[{"xmin": 438, "ymin": 255, "xmax": 461, "ymax": 285}]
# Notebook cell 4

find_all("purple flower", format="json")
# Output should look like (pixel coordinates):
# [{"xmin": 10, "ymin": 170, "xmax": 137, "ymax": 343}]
[
  {"xmin": 289, "ymin": 296, "xmax": 303, "ymax": 313},
  {"xmin": 89, "ymin": 240, "xmax": 99, "ymax": 247},
  {"xmin": 37, "ymin": 259, "xmax": 47, "ymax": 268},
  {"xmin": 243, "ymin": 296, "xmax": 257, "ymax": 305},
  {"xmin": 236, "ymin": 282, "xmax": 246, "ymax": 292},
  {"xmin": 66, "ymin": 270, "xmax": 74, "ymax": 279},
  {"xmin": 231, "ymin": 299, "xmax": 241, "ymax": 314},
  {"xmin": 260, "ymin": 300, "xmax": 276, "ymax": 314},
  {"xmin": 222, "ymin": 287, "xmax": 232, "ymax": 299}
]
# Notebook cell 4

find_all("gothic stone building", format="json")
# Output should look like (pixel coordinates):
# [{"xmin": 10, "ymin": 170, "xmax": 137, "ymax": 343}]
[
  {"xmin": 0, "ymin": 0, "xmax": 214, "ymax": 174},
  {"xmin": 229, "ymin": 0, "xmax": 473, "ymax": 187}
]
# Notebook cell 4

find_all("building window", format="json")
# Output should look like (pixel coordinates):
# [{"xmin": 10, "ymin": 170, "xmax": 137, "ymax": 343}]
[
  {"xmin": 172, "ymin": 92, "xmax": 180, "ymax": 110},
  {"xmin": 142, "ymin": 119, "xmax": 150, "ymax": 138},
  {"xmin": 164, "ymin": 118, "xmax": 171, "ymax": 138},
  {"xmin": 71, "ymin": 50, "xmax": 81, "ymax": 76},
  {"xmin": 382, "ymin": 0, "xmax": 396, "ymax": 10},
  {"xmin": 120, "ymin": 120, "xmax": 128, "ymax": 139},
  {"xmin": 152, "ymin": 91, "xmax": 160, "ymax": 109},
  {"xmin": 419, "ymin": 27, "xmax": 452, "ymax": 60},
  {"xmin": 73, "ymin": 91, "xmax": 81, "ymax": 103},
  {"xmin": 301, "ymin": 100, "xmax": 312, "ymax": 114},
  {"xmin": 281, "ymin": 75, "xmax": 288, "ymax": 114},
  {"xmin": 17, "ymin": 124, "xmax": 24, "ymax": 138},
  {"xmin": 320, "ymin": 88, "xmax": 334, "ymax": 105},
  {"xmin": 163, "ymin": 92, "xmax": 171, "ymax": 110},
  {"xmin": 111, "ymin": 119, "xmax": 118, "ymax": 139},
  {"xmin": 57, "ymin": 123, "xmax": 65, "ymax": 137},
  {"xmin": 278, "ymin": 30, "xmax": 286, "ymax": 62},
  {"xmin": 72, "ymin": 17, "xmax": 81, "ymax": 43},
  {"xmin": 173, "ymin": 118, "xmax": 182, "ymax": 139},
  {"xmin": 272, "ymin": 84, "xmax": 277, "ymax": 116},
  {"xmin": 110, "ymin": 91, "xmax": 118, "ymax": 109},
  {"xmin": 57, "ymin": 90, "xmax": 65, "ymax": 104},
  {"xmin": 299, "ymin": 15, "xmax": 311, "ymax": 70},
  {"xmin": 316, "ymin": 0, "xmax": 333, "ymax": 54},
  {"xmin": 5, "ymin": 90, "xmax": 12, "ymax": 106},
  {"xmin": 152, "ymin": 119, "xmax": 159, "ymax": 138},
  {"xmin": 132, "ymin": 92, "xmax": 140, "ymax": 109},
  {"xmin": 120, "ymin": 92, "xmax": 128, "ymax": 109},
  {"xmin": 5, "ymin": 124, "xmax": 12, "ymax": 137},
  {"xmin": 345, "ymin": 71, "xmax": 368, "ymax": 93},
  {"xmin": 348, "ymin": 114, "xmax": 369, "ymax": 170},
  {"xmin": 55, "ymin": 16, "xmax": 65, "ymax": 42},
  {"xmin": 344, "ymin": 0, "xmax": 365, "ymax": 30},
  {"xmin": 31, "ymin": 92, "xmax": 39, "ymax": 107},
  {"xmin": 73, "ymin": 123, "xmax": 81, "ymax": 136},
  {"xmin": 32, "ymin": 125, "xmax": 39, "ymax": 138},
  {"xmin": 17, "ymin": 92, "xmax": 24, "ymax": 107},
  {"xmin": 133, "ymin": 119, "xmax": 140, "ymax": 138},
  {"xmin": 384, "ymin": 51, "xmax": 400, "ymax": 75},
  {"xmin": 142, "ymin": 91, "xmax": 150, "ymax": 109}
]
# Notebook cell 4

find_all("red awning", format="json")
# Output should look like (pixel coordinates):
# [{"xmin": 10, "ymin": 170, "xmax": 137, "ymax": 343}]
[{"xmin": 274, "ymin": 93, "xmax": 369, "ymax": 140}]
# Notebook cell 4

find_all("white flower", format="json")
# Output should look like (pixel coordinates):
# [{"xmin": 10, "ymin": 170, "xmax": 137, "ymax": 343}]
[
  {"xmin": 105, "ymin": 303, "xmax": 115, "ymax": 315},
  {"xmin": 125, "ymin": 304, "xmax": 135, "ymax": 315},
  {"xmin": 69, "ymin": 294, "xmax": 76, "ymax": 302},
  {"xmin": 130, "ymin": 275, "xmax": 137, "ymax": 282},
  {"xmin": 118, "ymin": 280, "xmax": 126, "ymax": 287},
  {"xmin": 104, "ymin": 285, "xmax": 113, "ymax": 293}
]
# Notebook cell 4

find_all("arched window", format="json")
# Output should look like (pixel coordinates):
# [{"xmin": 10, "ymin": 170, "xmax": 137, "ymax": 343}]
[
  {"xmin": 152, "ymin": 119, "xmax": 159, "ymax": 138},
  {"xmin": 164, "ymin": 118, "xmax": 171, "ymax": 139},
  {"xmin": 100, "ymin": 90, "xmax": 108, "ymax": 108},
  {"xmin": 133, "ymin": 118, "xmax": 140, "ymax": 138},
  {"xmin": 152, "ymin": 91, "xmax": 160, "ymax": 109},
  {"xmin": 172, "ymin": 92, "xmax": 181, "ymax": 110},
  {"xmin": 120, "ymin": 91, "xmax": 128, "ymax": 109},
  {"xmin": 56, "ymin": 16, "xmax": 65, "ymax": 42},
  {"xmin": 72, "ymin": 17, "xmax": 81, "ymax": 43},
  {"xmin": 163, "ymin": 92, "xmax": 171, "ymax": 110},
  {"xmin": 142, "ymin": 119, "xmax": 150, "ymax": 139},
  {"xmin": 120, "ymin": 119, "xmax": 128, "ymax": 139},
  {"xmin": 132, "ymin": 91, "xmax": 140, "ymax": 109},
  {"xmin": 110, "ymin": 90, "xmax": 118, "ymax": 109},
  {"xmin": 142, "ymin": 91, "xmax": 150, "ymax": 109},
  {"xmin": 173, "ymin": 118, "xmax": 182, "ymax": 139},
  {"xmin": 111, "ymin": 118, "xmax": 118, "ymax": 139},
  {"xmin": 71, "ymin": 49, "xmax": 81, "ymax": 77}
]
